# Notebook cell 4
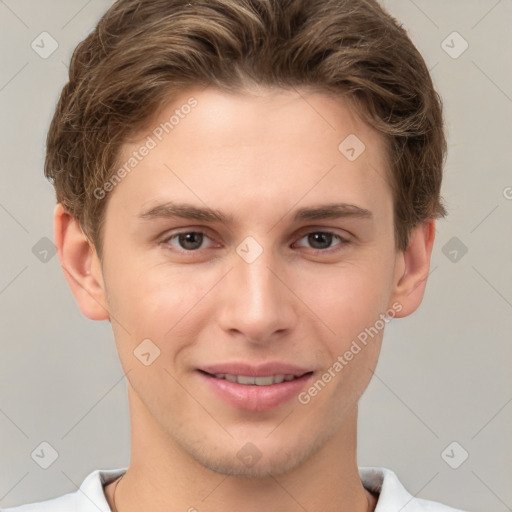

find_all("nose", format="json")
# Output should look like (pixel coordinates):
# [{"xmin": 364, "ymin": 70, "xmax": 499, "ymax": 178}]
[{"xmin": 217, "ymin": 245, "xmax": 297, "ymax": 346}]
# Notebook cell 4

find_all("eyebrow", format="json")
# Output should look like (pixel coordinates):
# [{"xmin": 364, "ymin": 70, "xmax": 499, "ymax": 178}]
[{"xmin": 137, "ymin": 201, "xmax": 373, "ymax": 224}]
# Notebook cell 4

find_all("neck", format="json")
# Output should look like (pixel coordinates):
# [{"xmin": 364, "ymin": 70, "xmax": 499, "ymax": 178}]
[{"xmin": 106, "ymin": 385, "xmax": 376, "ymax": 512}]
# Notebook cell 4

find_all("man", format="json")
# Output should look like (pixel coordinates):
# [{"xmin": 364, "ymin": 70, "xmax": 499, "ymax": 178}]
[{"xmin": 3, "ymin": 0, "xmax": 468, "ymax": 510}]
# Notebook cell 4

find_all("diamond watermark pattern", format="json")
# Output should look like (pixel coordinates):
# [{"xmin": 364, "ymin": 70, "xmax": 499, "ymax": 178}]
[
  {"xmin": 32, "ymin": 237, "xmax": 57, "ymax": 263},
  {"xmin": 31, "ymin": 441, "xmax": 59, "ymax": 469},
  {"xmin": 338, "ymin": 134, "xmax": 366, "ymax": 162},
  {"xmin": 441, "ymin": 441, "xmax": 469, "ymax": 469},
  {"xmin": 236, "ymin": 236, "xmax": 263, "ymax": 264},
  {"xmin": 134, "ymin": 338, "xmax": 161, "ymax": 366},
  {"xmin": 236, "ymin": 442, "xmax": 262, "ymax": 468},
  {"xmin": 441, "ymin": 31, "xmax": 468, "ymax": 59},
  {"xmin": 442, "ymin": 236, "xmax": 468, "ymax": 263},
  {"xmin": 31, "ymin": 31, "xmax": 59, "ymax": 59}
]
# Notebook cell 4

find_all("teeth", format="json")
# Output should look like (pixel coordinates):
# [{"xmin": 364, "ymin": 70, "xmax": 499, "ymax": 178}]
[{"xmin": 212, "ymin": 373, "xmax": 299, "ymax": 385}]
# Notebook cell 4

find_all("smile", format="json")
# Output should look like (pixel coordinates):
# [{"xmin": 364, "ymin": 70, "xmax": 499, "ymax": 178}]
[
  {"xmin": 198, "ymin": 368, "xmax": 314, "ymax": 412},
  {"xmin": 207, "ymin": 373, "xmax": 304, "ymax": 385}
]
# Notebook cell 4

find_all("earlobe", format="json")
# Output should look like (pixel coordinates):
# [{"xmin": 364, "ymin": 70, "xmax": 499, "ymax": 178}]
[
  {"xmin": 53, "ymin": 203, "xmax": 110, "ymax": 321},
  {"xmin": 389, "ymin": 220, "xmax": 436, "ymax": 318}
]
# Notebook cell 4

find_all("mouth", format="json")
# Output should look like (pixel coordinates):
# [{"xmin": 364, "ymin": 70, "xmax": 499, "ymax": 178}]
[
  {"xmin": 197, "ymin": 366, "xmax": 314, "ymax": 412},
  {"xmin": 199, "ymin": 371, "xmax": 310, "ymax": 386}
]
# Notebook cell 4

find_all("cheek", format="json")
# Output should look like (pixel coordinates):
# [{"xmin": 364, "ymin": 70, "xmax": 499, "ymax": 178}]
[
  {"xmin": 297, "ymin": 267, "xmax": 388, "ymax": 412},
  {"xmin": 105, "ymin": 260, "xmax": 216, "ymax": 361},
  {"xmin": 300, "ymin": 258, "xmax": 393, "ymax": 344},
  {"xmin": 104, "ymin": 264, "xmax": 206, "ymax": 414}
]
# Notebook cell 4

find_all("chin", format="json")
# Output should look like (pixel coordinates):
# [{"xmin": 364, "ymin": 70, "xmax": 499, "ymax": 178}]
[
  {"xmin": 191, "ymin": 448, "xmax": 303, "ymax": 478},
  {"xmin": 178, "ymin": 426, "xmax": 335, "ymax": 479}
]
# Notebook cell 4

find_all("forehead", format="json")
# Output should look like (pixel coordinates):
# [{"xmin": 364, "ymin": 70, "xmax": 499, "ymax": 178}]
[{"xmin": 108, "ymin": 86, "xmax": 392, "ymax": 228}]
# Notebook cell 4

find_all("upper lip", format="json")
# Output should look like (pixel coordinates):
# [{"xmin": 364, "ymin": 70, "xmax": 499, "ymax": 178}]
[{"xmin": 199, "ymin": 362, "xmax": 312, "ymax": 377}]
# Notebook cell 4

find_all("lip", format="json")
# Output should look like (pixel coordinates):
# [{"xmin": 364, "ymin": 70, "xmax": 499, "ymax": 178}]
[
  {"xmin": 200, "ymin": 362, "xmax": 311, "ymax": 377},
  {"xmin": 197, "ymin": 362, "xmax": 314, "ymax": 412}
]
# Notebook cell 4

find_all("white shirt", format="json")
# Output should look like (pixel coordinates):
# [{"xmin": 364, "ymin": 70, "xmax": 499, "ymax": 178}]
[{"xmin": 1, "ymin": 467, "xmax": 467, "ymax": 511}]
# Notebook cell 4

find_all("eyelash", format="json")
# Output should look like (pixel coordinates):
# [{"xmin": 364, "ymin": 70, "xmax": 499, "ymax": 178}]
[{"xmin": 161, "ymin": 229, "xmax": 350, "ymax": 255}]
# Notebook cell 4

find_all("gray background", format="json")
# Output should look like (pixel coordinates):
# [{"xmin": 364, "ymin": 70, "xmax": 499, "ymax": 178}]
[{"xmin": 1, "ymin": 0, "xmax": 511, "ymax": 510}]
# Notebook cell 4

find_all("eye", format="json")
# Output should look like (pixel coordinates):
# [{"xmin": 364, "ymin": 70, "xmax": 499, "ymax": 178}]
[
  {"xmin": 163, "ymin": 231, "xmax": 215, "ymax": 251},
  {"xmin": 293, "ymin": 231, "xmax": 349, "ymax": 252},
  {"xmin": 161, "ymin": 229, "xmax": 350, "ymax": 254}
]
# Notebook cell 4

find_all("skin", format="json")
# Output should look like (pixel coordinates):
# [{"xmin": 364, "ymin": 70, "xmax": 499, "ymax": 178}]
[{"xmin": 54, "ymin": 86, "xmax": 435, "ymax": 512}]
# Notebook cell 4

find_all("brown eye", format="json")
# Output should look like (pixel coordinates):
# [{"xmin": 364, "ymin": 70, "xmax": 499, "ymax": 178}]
[
  {"xmin": 294, "ymin": 231, "xmax": 348, "ymax": 252},
  {"xmin": 164, "ymin": 231, "xmax": 211, "ymax": 251},
  {"xmin": 307, "ymin": 232, "xmax": 334, "ymax": 250}
]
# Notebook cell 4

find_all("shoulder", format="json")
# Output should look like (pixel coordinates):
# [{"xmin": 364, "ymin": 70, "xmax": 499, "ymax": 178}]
[
  {"xmin": 359, "ymin": 467, "xmax": 468, "ymax": 511},
  {"xmin": 1, "ymin": 468, "xmax": 127, "ymax": 512}
]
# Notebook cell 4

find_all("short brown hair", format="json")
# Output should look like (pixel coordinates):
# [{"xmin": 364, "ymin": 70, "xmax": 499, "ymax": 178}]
[{"xmin": 45, "ymin": 0, "xmax": 447, "ymax": 258}]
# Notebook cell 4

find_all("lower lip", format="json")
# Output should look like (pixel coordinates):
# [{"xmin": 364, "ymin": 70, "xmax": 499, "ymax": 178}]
[{"xmin": 198, "ymin": 371, "xmax": 314, "ymax": 412}]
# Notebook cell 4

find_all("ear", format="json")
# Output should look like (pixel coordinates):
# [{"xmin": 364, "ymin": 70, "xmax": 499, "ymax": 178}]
[
  {"xmin": 53, "ymin": 203, "xmax": 110, "ymax": 321},
  {"xmin": 389, "ymin": 220, "xmax": 436, "ymax": 318}
]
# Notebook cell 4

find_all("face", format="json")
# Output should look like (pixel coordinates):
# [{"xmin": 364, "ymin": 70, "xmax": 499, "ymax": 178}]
[{"xmin": 97, "ymin": 86, "xmax": 403, "ymax": 477}]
